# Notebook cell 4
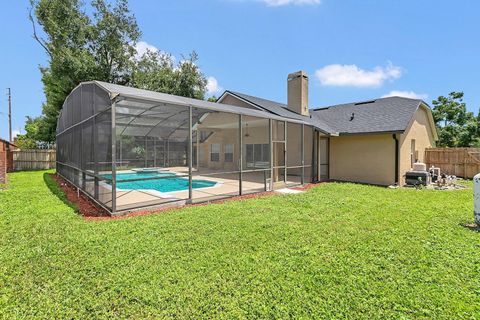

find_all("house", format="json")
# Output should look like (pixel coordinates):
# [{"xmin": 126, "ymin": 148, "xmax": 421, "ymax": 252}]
[
  {"xmin": 218, "ymin": 71, "xmax": 437, "ymax": 186},
  {"xmin": 56, "ymin": 71, "xmax": 437, "ymax": 214},
  {"xmin": 0, "ymin": 139, "xmax": 15, "ymax": 185}
]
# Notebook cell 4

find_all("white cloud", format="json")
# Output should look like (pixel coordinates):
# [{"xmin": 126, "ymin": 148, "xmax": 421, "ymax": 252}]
[
  {"xmin": 206, "ymin": 76, "xmax": 223, "ymax": 96},
  {"xmin": 381, "ymin": 90, "xmax": 428, "ymax": 100},
  {"xmin": 12, "ymin": 129, "xmax": 21, "ymax": 139},
  {"xmin": 134, "ymin": 41, "xmax": 159, "ymax": 60},
  {"xmin": 262, "ymin": 0, "xmax": 321, "ymax": 6},
  {"xmin": 314, "ymin": 63, "xmax": 402, "ymax": 88}
]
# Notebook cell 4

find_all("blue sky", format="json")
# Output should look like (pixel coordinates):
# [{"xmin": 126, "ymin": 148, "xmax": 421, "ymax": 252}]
[{"xmin": 0, "ymin": 0, "xmax": 479, "ymax": 140}]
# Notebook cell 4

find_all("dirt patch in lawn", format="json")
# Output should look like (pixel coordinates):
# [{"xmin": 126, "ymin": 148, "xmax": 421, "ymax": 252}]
[
  {"xmin": 50, "ymin": 174, "xmax": 110, "ymax": 217},
  {"xmin": 462, "ymin": 223, "xmax": 480, "ymax": 232}
]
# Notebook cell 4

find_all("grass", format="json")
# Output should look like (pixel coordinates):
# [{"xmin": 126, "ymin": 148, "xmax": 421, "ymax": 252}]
[{"xmin": 0, "ymin": 171, "xmax": 479, "ymax": 319}]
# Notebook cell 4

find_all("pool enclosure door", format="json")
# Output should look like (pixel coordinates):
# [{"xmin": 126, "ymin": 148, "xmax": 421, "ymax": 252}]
[
  {"xmin": 319, "ymin": 137, "xmax": 329, "ymax": 181},
  {"xmin": 271, "ymin": 120, "xmax": 285, "ymax": 188},
  {"xmin": 272, "ymin": 141, "xmax": 286, "ymax": 186}
]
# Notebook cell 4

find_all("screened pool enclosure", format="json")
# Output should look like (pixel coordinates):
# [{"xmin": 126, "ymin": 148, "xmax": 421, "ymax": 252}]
[{"xmin": 57, "ymin": 81, "xmax": 319, "ymax": 214}]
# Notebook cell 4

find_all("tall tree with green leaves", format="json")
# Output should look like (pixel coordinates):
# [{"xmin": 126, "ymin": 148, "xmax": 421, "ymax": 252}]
[
  {"xmin": 26, "ymin": 0, "xmax": 206, "ymax": 147},
  {"xmin": 15, "ymin": 117, "xmax": 42, "ymax": 149},
  {"xmin": 131, "ymin": 50, "xmax": 207, "ymax": 100},
  {"xmin": 431, "ymin": 92, "xmax": 479, "ymax": 147},
  {"xmin": 29, "ymin": 0, "xmax": 140, "ymax": 142}
]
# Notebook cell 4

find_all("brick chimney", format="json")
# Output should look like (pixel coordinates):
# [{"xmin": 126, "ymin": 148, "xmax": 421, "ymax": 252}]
[{"xmin": 287, "ymin": 71, "xmax": 309, "ymax": 116}]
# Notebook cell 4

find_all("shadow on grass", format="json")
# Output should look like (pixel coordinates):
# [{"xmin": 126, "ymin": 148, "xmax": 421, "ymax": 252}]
[{"xmin": 43, "ymin": 172, "xmax": 78, "ymax": 213}]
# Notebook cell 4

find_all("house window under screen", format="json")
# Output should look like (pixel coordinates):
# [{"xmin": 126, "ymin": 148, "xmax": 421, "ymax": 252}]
[{"xmin": 56, "ymin": 81, "xmax": 319, "ymax": 214}]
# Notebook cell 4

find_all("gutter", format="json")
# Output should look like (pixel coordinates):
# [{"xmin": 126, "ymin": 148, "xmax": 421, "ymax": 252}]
[
  {"xmin": 393, "ymin": 134, "xmax": 399, "ymax": 185},
  {"xmin": 337, "ymin": 130, "xmax": 404, "ymax": 136}
]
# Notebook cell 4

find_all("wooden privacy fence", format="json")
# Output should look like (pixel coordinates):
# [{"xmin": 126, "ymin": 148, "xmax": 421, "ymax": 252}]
[
  {"xmin": 425, "ymin": 148, "xmax": 480, "ymax": 179},
  {"xmin": 12, "ymin": 149, "xmax": 56, "ymax": 171}
]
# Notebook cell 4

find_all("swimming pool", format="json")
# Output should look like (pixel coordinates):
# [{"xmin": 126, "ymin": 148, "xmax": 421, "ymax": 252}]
[
  {"xmin": 103, "ymin": 171, "xmax": 217, "ymax": 193},
  {"xmin": 103, "ymin": 171, "xmax": 176, "ymax": 182}
]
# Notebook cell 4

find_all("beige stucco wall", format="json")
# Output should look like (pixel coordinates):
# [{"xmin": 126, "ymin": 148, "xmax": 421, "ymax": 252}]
[
  {"xmin": 286, "ymin": 122, "xmax": 303, "ymax": 167},
  {"xmin": 197, "ymin": 128, "xmax": 239, "ymax": 171},
  {"xmin": 196, "ymin": 112, "xmax": 271, "ymax": 171},
  {"xmin": 329, "ymin": 134, "xmax": 396, "ymax": 186},
  {"xmin": 215, "ymin": 93, "xmax": 319, "ymax": 183},
  {"xmin": 398, "ymin": 106, "xmax": 436, "ymax": 184}
]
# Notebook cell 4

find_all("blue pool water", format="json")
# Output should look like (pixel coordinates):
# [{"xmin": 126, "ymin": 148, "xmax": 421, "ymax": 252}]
[
  {"xmin": 103, "ymin": 171, "xmax": 176, "ymax": 182},
  {"xmin": 103, "ymin": 171, "xmax": 217, "ymax": 193}
]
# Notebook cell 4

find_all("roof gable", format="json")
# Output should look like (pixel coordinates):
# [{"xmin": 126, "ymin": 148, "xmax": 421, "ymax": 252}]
[
  {"xmin": 218, "ymin": 91, "xmax": 336, "ymax": 134},
  {"xmin": 407, "ymin": 103, "xmax": 439, "ymax": 141}
]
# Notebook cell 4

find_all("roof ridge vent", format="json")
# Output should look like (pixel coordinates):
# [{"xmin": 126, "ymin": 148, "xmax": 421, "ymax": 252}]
[
  {"xmin": 354, "ymin": 100, "xmax": 376, "ymax": 106},
  {"xmin": 312, "ymin": 106, "xmax": 330, "ymax": 111}
]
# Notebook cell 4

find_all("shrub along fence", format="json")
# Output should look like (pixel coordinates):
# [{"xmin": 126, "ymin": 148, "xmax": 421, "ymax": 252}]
[
  {"xmin": 12, "ymin": 149, "xmax": 56, "ymax": 171},
  {"xmin": 425, "ymin": 147, "xmax": 480, "ymax": 179}
]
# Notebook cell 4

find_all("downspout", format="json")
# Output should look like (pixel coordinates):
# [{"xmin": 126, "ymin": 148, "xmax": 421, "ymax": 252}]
[{"xmin": 393, "ymin": 134, "xmax": 399, "ymax": 185}]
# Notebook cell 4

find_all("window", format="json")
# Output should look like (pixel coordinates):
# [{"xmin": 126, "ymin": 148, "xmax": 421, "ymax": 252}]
[
  {"xmin": 254, "ymin": 144, "xmax": 262, "ymax": 163},
  {"xmin": 246, "ymin": 143, "xmax": 270, "ymax": 168},
  {"xmin": 262, "ymin": 144, "xmax": 269, "ymax": 162},
  {"xmin": 246, "ymin": 144, "xmax": 254, "ymax": 164},
  {"xmin": 224, "ymin": 144, "xmax": 233, "ymax": 162},
  {"xmin": 210, "ymin": 144, "xmax": 220, "ymax": 162}
]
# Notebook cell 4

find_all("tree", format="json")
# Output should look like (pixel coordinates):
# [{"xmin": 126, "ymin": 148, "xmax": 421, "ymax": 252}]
[
  {"xmin": 431, "ymin": 92, "xmax": 479, "ymax": 147},
  {"xmin": 207, "ymin": 96, "xmax": 218, "ymax": 103},
  {"xmin": 27, "ymin": 0, "xmax": 207, "ymax": 145},
  {"xmin": 15, "ymin": 117, "xmax": 44, "ymax": 149},
  {"xmin": 28, "ymin": 0, "xmax": 141, "ymax": 143},
  {"xmin": 89, "ymin": 0, "xmax": 140, "ymax": 84},
  {"xmin": 131, "ymin": 50, "xmax": 206, "ymax": 100}
]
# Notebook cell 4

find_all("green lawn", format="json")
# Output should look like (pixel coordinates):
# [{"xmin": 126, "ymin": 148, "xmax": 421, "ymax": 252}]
[{"xmin": 0, "ymin": 171, "xmax": 479, "ymax": 319}]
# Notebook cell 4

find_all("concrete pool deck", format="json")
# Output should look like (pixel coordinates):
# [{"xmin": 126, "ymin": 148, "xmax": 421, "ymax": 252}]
[{"xmin": 98, "ymin": 167, "xmax": 302, "ymax": 212}]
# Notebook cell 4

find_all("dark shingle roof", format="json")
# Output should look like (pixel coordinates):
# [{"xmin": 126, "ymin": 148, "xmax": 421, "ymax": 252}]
[
  {"xmin": 221, "ymin": 91, "xmax": 429, "ymax": 136},
  {"xmin": 227, "ymin": 91, "xmax": 305, "ymax": 120},
  {"xmin": 311, "ymin": 96, "xmax": 423, "ymax": 135},
  {"xmin": 224, "ymin": 91, "xmax": 337, "ymax": 134}
]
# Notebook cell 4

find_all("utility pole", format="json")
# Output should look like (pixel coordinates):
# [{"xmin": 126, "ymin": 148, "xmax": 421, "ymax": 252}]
[{"xmin": 7, "ymin": 88, "xmax": 11, "ymax": 142}]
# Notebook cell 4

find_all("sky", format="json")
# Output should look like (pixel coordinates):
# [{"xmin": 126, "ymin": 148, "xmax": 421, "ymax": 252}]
[{"xmin": 0, "ymin": 0, "xmax": 479, "ymax": 141}]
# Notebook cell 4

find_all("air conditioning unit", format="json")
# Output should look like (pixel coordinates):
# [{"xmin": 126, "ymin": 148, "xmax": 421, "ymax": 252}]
[{"xmin": 405, "ymin": 171, "xmax": 430, "ymax": 186}]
